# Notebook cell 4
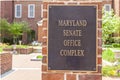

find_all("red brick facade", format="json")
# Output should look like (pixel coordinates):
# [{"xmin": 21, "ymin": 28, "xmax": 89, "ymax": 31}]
[
  {"xmin": 102, "ymin": 0, "xmax": 120, "ymax": 16},
  {"xmin": 0, "ymin": 1, "xmax": 14, "ymax": 23},
  {"xmin": 0, "ymin": 0, "xmax": 43, "ymax": 44},
  {"xmin": 0, "ymin": 53, "xmax": 12, "ymax": 74},
  {"xmin": 14, "ymin": 1, "xmax": 43, "ymax": 44}
]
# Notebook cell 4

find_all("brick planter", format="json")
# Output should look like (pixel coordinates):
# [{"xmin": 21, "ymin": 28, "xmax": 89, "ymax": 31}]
[
  {"xmin": 0, "ymin": 52, "xmax": 12, "ymax": 74},
  {"xmin": 16, "ymin": 48, "xmax": 33, "ymax": 54},
  {"xmin": 3, "ymin": 48, "xmax": 13, "ymax": 51}
]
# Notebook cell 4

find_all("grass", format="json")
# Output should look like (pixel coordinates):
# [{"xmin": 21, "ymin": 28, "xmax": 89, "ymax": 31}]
[
  {"xmin": 1, "ymin": 44, "xmax": 31, "ymax": 49},
  {"xmin": 102, "ymin": 44, "xmax": 113, "ymax": 48},
  {"xmin": 36, "ymin": 55, "xmax": 43, "ymax": 59},
  {"xmin": 102, "ymin": 48, "xmax": 115, "ymax": 62},
  {"xmin": 111, "ymin": 48, "xmax": 120, "ymax": 50},
  {"xmin": 16, "ymin": 45, "xmax": 30, "ymax": 48},
  {"xmin": 103, "ymin": 44, "xmax": 120, "ymax": 50}
]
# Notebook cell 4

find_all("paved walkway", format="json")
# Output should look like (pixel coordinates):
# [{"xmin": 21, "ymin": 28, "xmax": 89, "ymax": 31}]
[
  {"xmin": 1, "ymin": 53, "xmax": 42, "ymax": 80},
  {"xmin": 1, "ymin": 53, "xmax": 120, "ymax": 80},
  {"xmin": 102, "ymin": 77, "xmax": 120, "ymax": 80}
]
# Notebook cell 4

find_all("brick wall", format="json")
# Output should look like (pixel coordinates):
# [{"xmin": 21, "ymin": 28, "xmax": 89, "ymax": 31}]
[
  {"xmin": 0, "ymin": 53, "xmax": 12, "ymax": 74},
  {"xmin": 0, "ymin": 1, "xmax": 14, "ymax": 23},
  {"xmin": 39, "ymin": 0, "xmax": 102, "ymax": 80},
  {"xmin": 14, "ymin": 1, "xmax": 42, "ymax": 43}
]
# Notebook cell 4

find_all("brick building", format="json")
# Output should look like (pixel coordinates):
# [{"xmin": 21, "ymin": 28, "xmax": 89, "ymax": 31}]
[
  {"xmin": 0, "ymin": 0, "xmax": 120, "ymax": 43},
  {"xmin": 103, "ymin": 0, "xmax": 120, "ymax": 16},
  {"xmin": 0, "ymin": 0, "xmax": 43, "ymax": 44}
]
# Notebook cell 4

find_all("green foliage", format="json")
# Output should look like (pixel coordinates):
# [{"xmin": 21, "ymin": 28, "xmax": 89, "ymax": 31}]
[
  {"xmin": 0, "ymin": 19, "xmax": 9, "ymax": 31},
  {"xmin": 0, "ymin": 44, "xmax": 31, "ymax": 50},
  {"xmin": 0, "ymin": 19, "xmax": 30, "ymax": 44},
  {"xmin": 102, "ymin": 65, "xmax": 120, "ymax": 77},
  {"xmin": 105, "ymin": 36, "xmax": 115, "ymax": 44},
  {"xmin": 9, "ymin": 22, "xmax": 23, "ymax": 38},
  {"xmin": 102, "ymin": 10, "xmax": 120, "ymax": 44},
  {"xmin": 102, "ymin": 49, "xmax": 115, "ymax": 62},
  {"xmin": 0, "ymin": 19, "xmax": 10, "ymax": 42},
  {"xmin": 36, "ymin": 55, "xmax": 43, "ymax": 59},
  {"xmin": 8, "ymin": 21, "xmax": 30, "ymax": 44},
  {"xmin": 114, "ymin": 16, "xmax": 120, "ymax": 34},
  {"xmin": 0, "ymin": 47, "xmax": 3, "ymax": 52},
  {"xmin": 113, "ymin": 37, "xmax": 120, "ymax": 43},
  {"xmin": 16, "ymin": 45, "xmax": 30, "ymax": 48},
  {"xmin": 102, "ymin": 44, "xmax": 112, "ymax": 48},
  {"xmin": 112, "ymin": 43, "xmax": 120, "ymax": 48}
]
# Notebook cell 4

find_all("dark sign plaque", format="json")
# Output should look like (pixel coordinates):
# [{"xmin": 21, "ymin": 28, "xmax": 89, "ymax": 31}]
[{"xmin": 48, "ymin": 5, "xmax": 97, "ymax": 71}]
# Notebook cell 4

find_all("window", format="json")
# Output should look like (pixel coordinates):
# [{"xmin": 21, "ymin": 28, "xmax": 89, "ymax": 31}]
[
  {"xmin": 15, "ymin": 4, "xmax": 22, "ymax": 18},
  {"xmin": 104, "ymin": 4, "xmax": 111, "ymax": 12},
  {"xmin": 28, "ymin": 4, "xmax": 35, "ymax": 18}
]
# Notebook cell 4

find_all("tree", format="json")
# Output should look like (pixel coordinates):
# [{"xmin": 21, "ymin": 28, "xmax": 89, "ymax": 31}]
[
  {"xmin": 114, "ymin": 15, "xmax": 120, "ymax": 37},
  {"xmin": 102, "ymin": 10, "xmax": 120, "ymax": 44},
  {"xmin": 0, "ymin": 19, "xmax": 10, "ymax": 42},
  {"xmin": 9, "ymin": 21, "xmax": 30, "ymax": 44}
]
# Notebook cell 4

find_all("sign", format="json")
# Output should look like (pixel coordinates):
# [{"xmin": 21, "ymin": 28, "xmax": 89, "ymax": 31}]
[{"xmin": 48, "ymin": 5, "xmax": 97, "ymax": 71}]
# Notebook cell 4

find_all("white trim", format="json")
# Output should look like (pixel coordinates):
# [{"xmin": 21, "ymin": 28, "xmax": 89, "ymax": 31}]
[
  {"xmin": 64, "ymin": 73, "xmax": 66, "ymax": 80},
  {"xmin": 28, "ymin": 4, "xmax": 35, "ymax": 18},
  {"xmin": 41, "ymin": 4, "xmax": 43, "ymax": 18},
  {"xmin": 104, "ymin": 4, "xmax": 111, "ymax": 12},
  {"xmin": 76, "ymin": 74, "xmax": 79, "ymax": 80},
  {"xmin": 15, "ymin": 4, "xmax": 22, "ymax": 18}
]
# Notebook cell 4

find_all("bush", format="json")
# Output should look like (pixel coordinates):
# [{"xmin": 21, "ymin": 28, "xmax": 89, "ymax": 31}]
[
  {"xmin": 105, "ymin": 36, "xmax": 115, "ymax": 44},
  {"xmin": 102, "ymin": 65, "xmax": 120, "ymax": 77},
  {"xmin": 16, "ymin": 45, "xmax": 29, "ymax": 48},
  {"xmin": 36, "ymin": 55, "xmax": 43, "ymax": 59},
  {"xmin": 112, "ymin": 43, "xmax": 120, "ymax": 48},
  {"xmin": 0, "ymin": 47, "xmax": 3, "ymax": 52},
  {"xmin": 102, "ymin": 49, "xmax": 115, "ymax": 62},
  {"xmin": 102, "ymin": 44, "xmax": 112, "ymax": 48},
  {"xmin": 113, "ymin": 37, "xmax": 120, "ymax": 43}
]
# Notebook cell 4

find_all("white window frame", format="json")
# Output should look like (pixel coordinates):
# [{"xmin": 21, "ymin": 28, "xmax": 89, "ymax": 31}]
[
  {"xmin": 15, "ymin": 4, "xmax": 22, "ymax": 18},
  {"xmin": 104, "ymin": 4, "xmax": 111, "ymax": 12},
  {"xmin": 28, "ymin": 4, "xmax": 35, "ymax": 18},
  {"xmin": 41, "ymin": 4, "xmax": 43, "ymax": 18}
]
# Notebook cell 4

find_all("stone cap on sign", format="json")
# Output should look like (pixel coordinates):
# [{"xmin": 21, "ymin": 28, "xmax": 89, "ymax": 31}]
[
  {"xmin": 3, "ymin": 0, "xmax": 43, "ymax": 1},
  {"xmin": 43, "ymin": 0, "xmax": 103, "ymax": 2}
]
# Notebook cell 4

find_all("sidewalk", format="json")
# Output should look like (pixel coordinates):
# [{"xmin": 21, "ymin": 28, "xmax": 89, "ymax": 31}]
[
  {"xmin": 102, "ymin": 77, "xmax": 120, "ymax": 80},
  {"xmin": 1, "ymin": 53, "xmax": 42, "ymax": 80},
  {"xmin": 1, "ymin": 53, "xmax": 120, "ymax": 80}
]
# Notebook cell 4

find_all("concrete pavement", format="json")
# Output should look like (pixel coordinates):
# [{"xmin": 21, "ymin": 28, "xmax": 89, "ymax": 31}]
[
  {"xmin": 102, "ymin": 77, "xmax": 120, "ymax": 80},
  {"xmin": 1, "ymin": 53, "xmax": 120, "ymax": 80},
  {"xmin": 1, "ymin": 53, "xmax": 42, "ymax": 80}
]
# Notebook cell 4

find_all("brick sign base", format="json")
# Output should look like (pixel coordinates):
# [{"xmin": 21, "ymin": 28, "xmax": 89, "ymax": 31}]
[{"xmin": 39, "ymin": 0, "xmax": 102, "ymax": 80}]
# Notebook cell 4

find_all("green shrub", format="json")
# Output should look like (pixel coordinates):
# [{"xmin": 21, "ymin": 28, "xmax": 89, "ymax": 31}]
[
  {"xmin": 112, "ymin": 43, "xmax": 120, "ymax": 48},
  {"xmin": 0, "ymin": 47, "xmax": 3, "ymax": 52},
  {"xmin": 113, "ymin": 37, "xmax": 120, "ymax": 43},
  {"xmin": 102, "ymin": 66, "xmax": 116, "ymax": 76},
  {"xmin": 16, "ymin": 45, "xmax": 29, "ymax": 48},
  {"xmin": 102, "ymin": 49, "xmax": 115, "ymax": 62},
  {"xmin": 102, "ymin": 65, "xmax": 120, "ymax": 77},
  {"xmin": 102, "ymin": 45, "xmax": 112, "ymax": 48},
  {"xmin": 36, "ymin": 55, "xmax": 43, "ymax": 59},
  {"xmin": 0, "ymin": 43, "xmax": 12, "ymax": 49},
  {"xmin": 105, "ymin": 37, "xmax": 115, "ymax": 44},
  {"xmin": 4, "ymin": 45, "xmax": 13, "ymax": 49}
]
